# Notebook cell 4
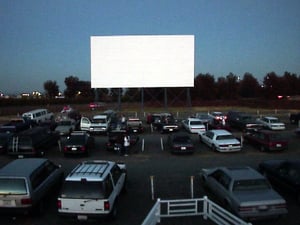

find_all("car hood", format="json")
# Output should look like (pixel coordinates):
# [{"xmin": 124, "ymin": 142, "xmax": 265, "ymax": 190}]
[{"xmin": 233, "ymin": 189, "xmax": 285, "ymax": 205}]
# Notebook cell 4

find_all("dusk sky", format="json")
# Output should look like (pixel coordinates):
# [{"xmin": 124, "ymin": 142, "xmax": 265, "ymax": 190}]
[{"xmin": 1, "ymin": 0, "xmax": 299, "ymax": 94}]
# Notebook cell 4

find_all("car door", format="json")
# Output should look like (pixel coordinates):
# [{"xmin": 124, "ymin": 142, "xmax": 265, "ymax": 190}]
[
  {"xmin": 207, "ymin": 170, "xmax": 231, "ymax": 202},
  {"xmin": 80, "ymin": 117, "xmax": 91, "ymax": 131},
  {"xmin": 202, "ymin": 131, "xmax": 213, "ymax": 146}
]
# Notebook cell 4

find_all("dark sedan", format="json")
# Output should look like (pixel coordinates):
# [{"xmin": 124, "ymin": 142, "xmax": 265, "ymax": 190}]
[
  {"xmin": 259, "ymin": 159, "xmax": 300, "ymax": 203},
  {"xmin": 243, "ymin": 129, "xmax": 288, "ymax": 152},
  {"xmin": 167, "ymin": 133, "xmax": 194, "ymax": 154},
  {"xmin": 63, "ymin": 131, "xmax": 94, "ymax": 156}
]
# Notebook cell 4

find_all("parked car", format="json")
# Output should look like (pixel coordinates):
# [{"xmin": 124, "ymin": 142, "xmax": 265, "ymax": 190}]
[
  {"xmin": 80, "ymin": 110, "xmax": 117, "ymax": 134},
  {"xmin": 7, "ymin": 126, "xmax": 59, "ymax": 157},
  {"xmin": 57, "ymin": 160, "xmax": 127, "ymax": 220},
  {"xmin": 198, "ymin": 129, "xmax": 241, "ymax": 152},
  {"xmin": 22, "ymin": 108, "xmax": 54, "ymax": 125},
  {"xmin": 194, "ymin": 113, "xmax": 211, "ymax": 125},
  {"xmin": 200, "ymin": 166, "xmax": 288, "ymax": 220},
  {"xmin": 289, "ymin": 112, "xmax": 300, "ymax": 125},
  {"xmin": 126, "ymin": 117, "xmax": 144, "ymax": 133},
  {"xmin": 158, "ymin": 113, "xmax": 180, "ymax": 133},
  {"xmin": 106, "ymin": 129, "xmax": 139, "ymax": 153},
  {"xmin": 0, "ymin": 132, "xmax": 13, "ymax": 154},
  {"xmin": 257, "ymin": 116, "xmax": 286, "ymax": 130},
  {"xmin": 0, "ymin": 117, "xmax": 32, "ymax": 133},
  {"xmin": 259, "ymin": 159, "xmax": 300, "ymax": 203},
  {"xmin": 147, "ymin": 113, "xmax": 179, "ymax": 133},
  {"xmin": 0, "ymin": 158, "xmax": 64, "ymax": 215},
  {"xmin": 167, "ymin": 133, "xmax": 194, "ymax": 154},
  {"xmin": 295, "ymin": 127, "xmax": 300, "ymax": 136},
  {"xmin": 63, "ymin": 131, "xmax": 95, "ymax": 156},
  {"xmin": 208, "ymin": 111, "xmax": 227, "ymax": 122},
  {"xmin": 182, "ymin": 117, "xmax": 206, "ymax": 134},
  {"xmin": 243, "ymin": 128, "xmax": 288, "ymax": 152},
  {"xmin": 55, "ymin": 118, "xmax": 77, "ymax": 136},
  {"xmin": 227, "ymin": 111, "xmax": 262, "ymax": 131}
]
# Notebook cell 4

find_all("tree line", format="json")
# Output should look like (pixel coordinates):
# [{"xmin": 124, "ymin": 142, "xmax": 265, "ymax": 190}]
[{"xmin": 43, "ymin": 71, "xmax": 300, "ymax": 101}]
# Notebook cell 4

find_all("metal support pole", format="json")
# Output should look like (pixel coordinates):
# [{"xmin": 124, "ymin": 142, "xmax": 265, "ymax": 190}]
[{"xmin": 150, "ymin": 176, "xmax": 155, "ymax": 200}]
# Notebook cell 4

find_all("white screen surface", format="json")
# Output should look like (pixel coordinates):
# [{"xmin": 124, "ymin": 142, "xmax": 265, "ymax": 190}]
[{"xmin": 91, "ymin": 35, "xmax": 194, "ymax": 88}]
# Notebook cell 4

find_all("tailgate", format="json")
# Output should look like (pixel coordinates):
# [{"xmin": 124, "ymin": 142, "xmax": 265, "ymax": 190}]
[{"xmin": 59, "ymin": 198, "xmax": 106, "ymax": 214}]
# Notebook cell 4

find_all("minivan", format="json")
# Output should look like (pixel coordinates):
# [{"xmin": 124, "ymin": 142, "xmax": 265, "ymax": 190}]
[
  {"xmin": 0, "ymin": 158, "xmax": 64, "ymax": 214},
  {"xmin": 22, "ymin": 109, "xmax": 54, "ymax": 124}
]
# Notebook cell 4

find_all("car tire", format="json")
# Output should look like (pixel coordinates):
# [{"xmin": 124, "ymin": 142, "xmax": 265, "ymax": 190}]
[
  {"xmin": 259, "ymin": 145, "xmax": 266, "ymax": 152},
  {"xmin": 109, "ymin": 200, "xmax": 118, "ymax": 220}
]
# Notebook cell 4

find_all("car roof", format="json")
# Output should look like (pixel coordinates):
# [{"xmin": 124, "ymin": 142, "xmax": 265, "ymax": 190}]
[
  {"xmin": 263, "ymin": 116, "xmax": 278, "ymax": 120},
  {"xmin": 209, "ymin": 129, "xmax": 231, "ymax": 135},
  {"xmin": 0, "ymin": 158, "xmax": 48, "ymax": 177},
  {"xmin": 221, "ymin": 167, "xmax": 263, "ymax": 180},
  {"xmin": 187, "ymin": 117, "xmax": 202, "ymax": 121},
  {"xmin": 65, "ymin": 160, "xmax": 115, "ymax": 182}
]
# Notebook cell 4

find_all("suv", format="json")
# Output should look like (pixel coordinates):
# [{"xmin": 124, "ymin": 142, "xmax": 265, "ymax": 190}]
[
  {"xmin": 0, "ymin": 158, "xmax": 63, "ymax": 215},
  {"xmin": 7, "ymin": 126, "xmax": 59, "ymax": 157},
  {"xmin": 57, "ymin": 160, "xmax": 127, "ymax": 221}
]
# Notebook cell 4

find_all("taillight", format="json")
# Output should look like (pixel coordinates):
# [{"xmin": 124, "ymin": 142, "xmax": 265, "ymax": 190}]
[
  {"xmin": 21, "ymin": 198, "xmax": 32, "ymax": 205},
  {"xmin": 63, "ymin": 147, "xmax": 68, "ymax": 152},
  {"xmin": 57, "ymin": 200, "xmax": 62, "ymax": 209},
  {"xmin": 80, "ymin": 146, "xmax": 86, "ymax": 152},
  {"xmin": 104, "ymin": 201, "xmax": 110, "ymax": 211}
]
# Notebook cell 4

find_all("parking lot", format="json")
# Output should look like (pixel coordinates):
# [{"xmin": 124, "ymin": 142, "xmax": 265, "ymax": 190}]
[{"xmin": 0, "ymin": 118, "xmax": 299, "ymax": 225}]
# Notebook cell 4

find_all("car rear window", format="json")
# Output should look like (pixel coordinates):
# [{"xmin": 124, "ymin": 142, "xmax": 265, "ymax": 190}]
[
  {"xmin": 216, "ymin": 134, "xmax": 235, "ymax": 140},
  {"xmin": 60, "ymin": 181, "xmax": 105, "ymax": 199},
  {"xmin": 233, "ymin": 179, "xmax": 270, "ymax": 192},
  {"xmin": 66, "ymin": 135, "xmax": 85, "ymax": 144},
  {"xmin": 0, "ymin": 178, "xmax": 28, "ymax": 195}
]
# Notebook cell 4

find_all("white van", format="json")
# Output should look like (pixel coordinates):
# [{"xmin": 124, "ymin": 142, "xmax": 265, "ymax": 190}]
[{"xmin": 22, "ymin": 108, "xmax": 54, "ymax": 124}]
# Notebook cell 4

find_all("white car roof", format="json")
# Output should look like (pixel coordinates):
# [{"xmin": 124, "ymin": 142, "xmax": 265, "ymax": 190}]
[
  {"xmin": 263, "ymin": 116, "xmax": 278, "ymax": 120},
  {"xmin": 210, "ymin": 129, "xmax": 232, "ymax": 135}
]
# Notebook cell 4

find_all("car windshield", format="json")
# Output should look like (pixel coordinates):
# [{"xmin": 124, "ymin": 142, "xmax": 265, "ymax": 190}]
[
  {"xmin": 58, "ymin": 120, "xmax": 72, "ymax": 126},
  {"xmin": 233, "ymin": 179, "xmax": 271, "ymax": 192},
  {"xmin": 0, "ymin": 178, "xmax": 27, "ymax": 195},
  {"xmin": 92, "ymin": 118, "xmax": 106, "ymax": 123},
  {"xmin": 60, "ymin": 181, "xmax": 105, "ymax": 199},
  {"xmin": 216, "ymin": 135, "xmax": 235, "ymax": 140}
]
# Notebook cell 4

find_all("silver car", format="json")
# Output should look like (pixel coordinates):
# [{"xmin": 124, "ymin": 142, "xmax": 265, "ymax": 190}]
[{"xmin": 200, "ymin": 166, "xmax": 288, "ymax": 220}]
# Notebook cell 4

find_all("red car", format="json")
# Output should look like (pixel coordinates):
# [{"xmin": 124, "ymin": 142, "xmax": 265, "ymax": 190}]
[{"xmin": 243, "ymin": 129, "xmax": 288, "ymax": 152}]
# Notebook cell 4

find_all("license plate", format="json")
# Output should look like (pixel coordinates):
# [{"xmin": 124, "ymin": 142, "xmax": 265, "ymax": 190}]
[
  {"xmin": 181, "ymin": 147, "xmax": 186, "ymax": 150},
  {"xmin": 18, "ymin": 155, "xmax": 24, "ymax": 159},
  {"xmin": 71, "ymin": 147, "xmax": 77, "ymax": 151},
  {"xmin": 77, "ymin": 215, "xmax": 88, "ymax": 220},
  {"xmin": 276, "ymin": 144, "xmax": 282, "ymax": 147},
  {"xmin": 169, "ymin": 129, "xmax": 173, "ymax": 131},
  {"xmin": 1, "ymin": 200, "xmax": 14, "ymax": 206}
]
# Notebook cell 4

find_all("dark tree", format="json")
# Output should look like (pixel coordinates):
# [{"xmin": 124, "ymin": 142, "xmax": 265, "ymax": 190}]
[
  {"xmin": 192, "ymin": 73, "xmax": 216, "ymax": 100},
  {"xmin": 238, "ymin": 73, "xmax": 261, "ymax": 98},
  {"xmin": 64, "ymin": 76, "xmax": 79, "ymax": 98},
  {"xmin": 262, "ymin": 72, "xmax": 281, "ymax": 99},
  {"xmin": 43, "ymin": 80, "xmax": 59, "ymax": 98}
]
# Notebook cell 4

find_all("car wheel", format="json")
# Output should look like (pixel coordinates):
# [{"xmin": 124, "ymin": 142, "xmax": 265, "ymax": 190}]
[
  {"xmin": 212, "ymin": 145, "xmax": 217, "ymax": 152},
  {"xmin": 259, "ymin": 145, "xmax": 266, "ymax": 152},
  {"xmin": 109, "ymin": 200, "xmax": 118, "ymax": 219},
  {"xmin": 199, "ymin": 136, "xmax": 202, "ymax": 143}
]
